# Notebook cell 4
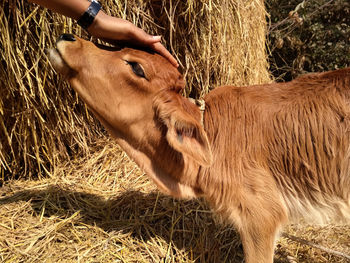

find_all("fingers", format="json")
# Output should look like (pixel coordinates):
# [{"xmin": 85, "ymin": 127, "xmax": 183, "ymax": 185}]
[
  {"xmin": 128, "ymin": 24, "xmax": 179, "ymax": 68},
  {"xmin": 151, "ymin": 42, "xmax": 179, "ymax": 68},
  {"xmin": 90, "ymin": 13, "xmax": 179, "ymax": 68},
  {"xmin": 127, "ymin": 23, "xmax": 160, "ymax": 44}
]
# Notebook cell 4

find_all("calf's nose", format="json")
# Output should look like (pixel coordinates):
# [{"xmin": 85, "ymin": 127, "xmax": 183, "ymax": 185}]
[{"xmin": 57, "ymin": 34, "xmax": 76, "ymax": 42}]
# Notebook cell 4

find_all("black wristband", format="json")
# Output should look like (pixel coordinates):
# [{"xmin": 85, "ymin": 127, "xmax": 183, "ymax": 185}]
[{"xmin": 77, "ymin": 0, "xmax": 101, "ymax": 30}]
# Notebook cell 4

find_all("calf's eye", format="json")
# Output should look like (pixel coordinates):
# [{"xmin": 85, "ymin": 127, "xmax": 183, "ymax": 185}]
[{"xmin": 126, "ymin": 61, "xmax": 146, "ymax": 79}]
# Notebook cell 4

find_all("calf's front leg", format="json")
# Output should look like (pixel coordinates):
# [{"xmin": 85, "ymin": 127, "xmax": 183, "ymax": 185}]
[
  {"xmin": 234, "ymin": 189, "xmax": 287, "ymax": 263},
  {"xmin": 239, "ymin": 220, "xmax": 281, "ymax": 263}
]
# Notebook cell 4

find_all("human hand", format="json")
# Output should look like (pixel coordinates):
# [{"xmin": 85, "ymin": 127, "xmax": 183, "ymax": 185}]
[{"xmin": 88, "ymin": 11, "xmax": 179, "ymax": 68}]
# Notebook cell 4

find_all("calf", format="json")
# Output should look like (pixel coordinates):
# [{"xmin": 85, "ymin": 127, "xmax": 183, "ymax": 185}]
[{"xmin": 49, "ymin": 34, "xmax": 350, "ymax": 263}]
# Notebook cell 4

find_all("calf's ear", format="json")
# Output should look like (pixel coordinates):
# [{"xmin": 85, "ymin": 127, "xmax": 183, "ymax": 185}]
[{"xmin": 153, "ymin": 90, "xmax": 213, "ymax": 167}]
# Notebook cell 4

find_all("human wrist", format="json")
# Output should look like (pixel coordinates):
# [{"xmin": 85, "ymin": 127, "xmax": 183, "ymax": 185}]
[{"xmin": 87, "ymin": 10, "xmax": 108, "ymax": 35}]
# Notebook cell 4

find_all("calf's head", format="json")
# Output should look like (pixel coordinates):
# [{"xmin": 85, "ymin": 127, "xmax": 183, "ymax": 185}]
[{"xmin": 49, "ymin": 34, "xmax": 212, "ymax": 198}]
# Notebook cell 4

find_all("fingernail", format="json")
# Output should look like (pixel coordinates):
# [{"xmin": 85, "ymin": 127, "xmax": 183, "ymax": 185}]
[{"xmin": 152, "ymin": 35, "xmax": 162, "ymax": 41}]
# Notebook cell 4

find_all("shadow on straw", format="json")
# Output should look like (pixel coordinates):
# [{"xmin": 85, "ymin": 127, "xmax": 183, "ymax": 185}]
[{"xmin": 0, "ymin": 184, "xmax": 247, "ymax": 262}]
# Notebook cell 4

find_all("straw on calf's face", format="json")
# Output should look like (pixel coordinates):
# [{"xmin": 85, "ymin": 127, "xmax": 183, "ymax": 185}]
[{"xmin": 49, "ymin": 34, "xmax": 350, "ymax": 263}]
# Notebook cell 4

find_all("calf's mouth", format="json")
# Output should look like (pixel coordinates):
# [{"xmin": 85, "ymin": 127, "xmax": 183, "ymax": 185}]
[{"xmin": 48, "ymin": 34, "xmax": 77, "ymax": 77}]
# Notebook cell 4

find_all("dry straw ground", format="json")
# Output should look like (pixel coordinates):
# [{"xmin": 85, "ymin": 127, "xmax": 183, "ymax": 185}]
[
  {"xmin": 1, "ymin": 140, "xmax": 349, "ymax": 262},
  {"xmin": 0, "ymin": 0, "xmax": 349, "ymax": 262}
]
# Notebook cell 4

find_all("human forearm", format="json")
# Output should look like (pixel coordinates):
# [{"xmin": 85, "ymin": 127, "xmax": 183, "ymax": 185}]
[{"xmin": 27, "ymin": 0, "xmax": 90, "ymax": 20}]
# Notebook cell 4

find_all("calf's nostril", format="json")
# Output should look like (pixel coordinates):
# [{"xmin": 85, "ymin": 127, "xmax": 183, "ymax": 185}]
[{"xmin": 58, "ymin": 34, "xmax": 76, "ymax": 42}]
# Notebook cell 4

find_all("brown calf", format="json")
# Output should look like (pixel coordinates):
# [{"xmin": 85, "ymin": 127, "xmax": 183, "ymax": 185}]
[{"xmin": 49, "ymin": 34, "xmax": 350, "ymax": 263}]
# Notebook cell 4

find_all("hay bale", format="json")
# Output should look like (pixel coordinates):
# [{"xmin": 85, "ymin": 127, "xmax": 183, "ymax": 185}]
[
  {"xmin": 0, "ymin": 0, "xmax": 270, "ymax": 179},
  {"xmin": 148, "ymin": 0, "xmax": 271, "ymax": 97}
]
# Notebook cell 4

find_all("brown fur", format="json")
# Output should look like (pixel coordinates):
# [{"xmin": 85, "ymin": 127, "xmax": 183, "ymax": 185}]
[
  {"xmin": 199, "ymin": 69, "xmax": 350, "ymax": 261},
  {"xmin": 49, "ymin": 36, "xmax": 350, "ymax": 263}
]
